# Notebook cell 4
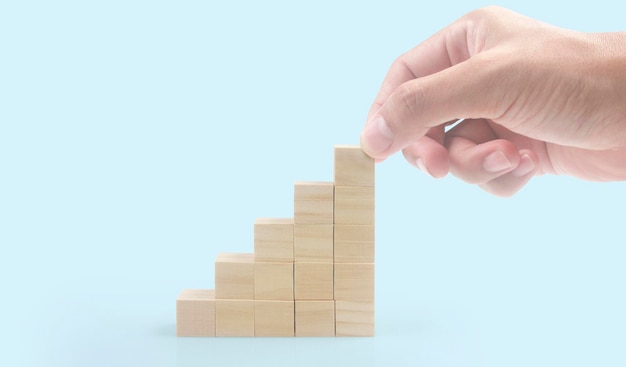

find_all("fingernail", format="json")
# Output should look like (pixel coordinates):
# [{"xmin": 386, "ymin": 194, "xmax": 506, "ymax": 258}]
[
  {"xmin": 415, "ymin": 157, "xmax": 432, "ymax": 177},
  {"xmin": 483, "ymin": 150, "xmax": 512, "ymax": 173},
  {"xmin": 512, "ymin": 154, "xmax": 535, "ymax": 177},
  {"xmin": 361, "ymin": 115, "xmax": 393, "ymax": 156}
]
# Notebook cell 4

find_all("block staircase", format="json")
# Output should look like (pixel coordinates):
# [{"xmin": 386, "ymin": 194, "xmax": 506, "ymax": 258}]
[{"xmin": 176, "ymin": 145, "xmax": 375, "ymax": 336}]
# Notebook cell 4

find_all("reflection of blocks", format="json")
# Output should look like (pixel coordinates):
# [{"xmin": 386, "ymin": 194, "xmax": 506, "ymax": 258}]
[
  {"xmin": 294, "ymin": 182, "xmax": 334, "ymax": 224},
  {"xmin": 215, "ymin": 253, "xmax": 255, "ymax": 300},
  {"xmin": 334, "ymin": 263, "xmax": 374, "ymax": 301},
  {"xmin": 176, "ymin": 289, "xmax": 215, "ymax": 337},
  {"xmin": 334, "ymin": 186, "xmax": 374, "ymax": 225},
  {"xmin": 335, "ymin": 300, "xmax": 374, "ymax": 337},
  {"xmin": 255, "ymin": 262, "xmax": 293, "ymax": 300},
  {"xmin": 294, "ymin": 262, "xmax": 334, "ymax": 300},
  {"xmin": 334, "ymin": 145, "xmax": 375, "ymax": 187},
  {"xmin": 254, "ymin": 218, "xmax": 294, "ymax": 262},
  {"xmin": 295, "ymin": 300, "xmax": 335, "ymax": 336},
  {"xmin": 215, "ymin": 300, "xmax": 255, "ymax": 337},
  {"xmin": 334, "ymin": 225, "xmax": 374, "ymax": 263},
  {"xmin": 294, "ymin": 224, "xmax": 333, "ymax": 263},
  {"xmin": 255, "ymin": 300, "xmax": 295, "ymax": 336},
  {"xmin": 177, "ymin": 145, "xmax": 376, "ymax": 337}
]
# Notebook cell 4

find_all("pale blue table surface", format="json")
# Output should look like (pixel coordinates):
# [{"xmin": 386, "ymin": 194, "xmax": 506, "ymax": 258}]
[{"xmin": 2, "ymin": 1, "xmax": 625, "ymax": 366}]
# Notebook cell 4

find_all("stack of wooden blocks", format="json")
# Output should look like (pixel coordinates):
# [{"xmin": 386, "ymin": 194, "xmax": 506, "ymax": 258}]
[{"xmin": 176, "ymin": 145, "xmax": 374, "ymax": 337}]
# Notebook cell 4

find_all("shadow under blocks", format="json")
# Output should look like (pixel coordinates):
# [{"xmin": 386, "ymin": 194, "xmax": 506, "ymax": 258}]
[{"xmin": 176, "ymin": 145, "xmax": 375, "ymax": 337}]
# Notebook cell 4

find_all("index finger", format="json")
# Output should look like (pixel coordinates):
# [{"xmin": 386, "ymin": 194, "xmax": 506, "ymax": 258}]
[{"xmin": 366, "ymin": 19, "xmax": 473, "ymax": 124}]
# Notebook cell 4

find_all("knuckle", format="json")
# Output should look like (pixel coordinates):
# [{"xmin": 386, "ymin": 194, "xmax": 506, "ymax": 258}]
[
  {"xmin": 461, "ymin": 6, "xmax": 508, "ymax": 37},
  {"xmin": 390, "ymin": 51, "xmax": 415, "ymax": 76},
  {"xmin": 452, "ymin": 170, "xmax": 483, "ymax": 185},
  {"xmin": 466, "ymin": 5, "xmax": 505, "ymax": 21},
  {"xmin": 448, "ymin": 160, "xmax": 483, "ymax": 185},
  {"xmin": 391, "ymin": 82, "xmax": 424, "ymax": 124}
]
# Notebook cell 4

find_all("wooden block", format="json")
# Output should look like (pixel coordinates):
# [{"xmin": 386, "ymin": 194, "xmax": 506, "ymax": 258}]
[
  {"xmin": 215, "ymin": 299, "xmax": 255, "ymax": 336},
  {"xmin": 254, "ymin": 218, "xmax": 294, "ymax": 262},
  {"xmin": 294, "ymin": 262, "xmax": 334, "ymax": 300},
  {"xmin": 294, "ymin": 224, "xmax": 333, "ymax": 263},
  {"xmin": 335, "ymin": 300, "xmax": 374, "ymax": 336},
  {"xmin": 176, "ymin": 289, "xmax": 215, "ymax": 337},
  {"xmin": 334, "ymin": 263, "xmax": 374, "ymax": 301},
  {"xmin": 334, "ymin": 186, "xmax": 374, "ymax": 225},
  {"xmin": 334, "ymin": 225, "xmax": 374, "ymax": 263},
  {"xmin": 334, "ymin": 145, "xmax": 375, "ymax": 187},
  {"xmin": 294, "ymin": 181, "xmax": 334, "ymax": 224},
  {"xmin": 255, "ymin": 262, "xmax": 294, "ymax": 300},
  {"xmin": 295, "ymin": 300, "xmax": 335, "ymax": 336},
  {"xmin": 255, "ymin": 300, "xmax": 295, "ymax": 336},
  {"xmin": 215, "ymin": 252, "xmax": 255, "ymax": 300}
]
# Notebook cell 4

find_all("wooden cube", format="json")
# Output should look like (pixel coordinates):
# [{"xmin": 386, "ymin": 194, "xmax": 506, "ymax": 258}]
[
  {"xmin": 176, "ymin": 289, "xmax": 215, "ymax": 337},
  {"xmin": 255, "ymin": 262, "xmax": 293, "ymax": 300},
  {"xmin": 254, "ymin": 218, "xmax": 294, "ymax": 262},
  {"xmin": 295, "ymin": 300, "xmax": 335, "ymax": 336},
  {"xmin": 334, "ymin": 225, "xmax": 374, "ymax": 263},
  {"xmin": 334, "ymin": 145, "xmax": 375, "ymax": 187},
  {"xmin": 215, "ymin": 252, "xmax": 255, "ymax": 300},
  {"xmin": 294, "ymin": 262, "xmax": 334, "ymax": 300},
  {"xmin": 334, "ymin": 186, "xmax": 374, "ymax": 225},
  {"xmin": 334, "ymin": 263, "xmax": 374, "ymax": 301},
  {"xmin": 215, "ymin": 300, "xmax": 255, "ymax": 336},
  {"xmin": 335, "ymin": 300, "xmax": 374, "ymax": 336},
  {"xmin": 255, "ymin": 300, "xmax": 295, "ymax": 336},
  {"xmin": 294, "ymin": 224, "xmax": 333, "ymax": 263},
  {"xmin": 294, "ymin": 181, "xmax": 334, "ymax": 224}
]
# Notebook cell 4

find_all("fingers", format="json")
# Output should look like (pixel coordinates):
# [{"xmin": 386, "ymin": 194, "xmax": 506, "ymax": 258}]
[
  {"xmin": 448, "ymin": 137, "xmax": 538, "ymax": 196},
  {"xmin": 360, "ymin": 14, "xmax": 479, "ymax": 157},
  {"xmin": 359, "ymin": 7, "xmax": 535, "ymax": 161},
  {"xmin": 402, "ymin": 135, "xmax": 449, "ymax": 179},
  {"xmin": 444, "ymin": 120, "xmax": 538, "ymax": 196},
  {"xmin": 361, "ymin": 6, "xmax": 549, "ymax": 196},
  {"xmin": 360, "ymin": 51, "xmax": 511, "ymax": 161},
  {"xmin": 403, "ymin": 135, "xmax": 538, "ymax": 196},
  {"xmin": 478, "ymin": 150, "xmax": 537, "ymax": 197},
  {"xmin": 447, "ymin": 136, "xmax": 521, "ymax": 184}
]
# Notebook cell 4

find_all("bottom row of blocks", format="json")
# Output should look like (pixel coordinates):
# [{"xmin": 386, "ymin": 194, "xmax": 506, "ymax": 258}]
[{"xmin": 177, "ymin": 289, "xmax": 374, "ymax": 337}]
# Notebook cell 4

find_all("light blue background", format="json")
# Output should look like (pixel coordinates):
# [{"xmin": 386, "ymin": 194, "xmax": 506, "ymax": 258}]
[{"xmin": 1, "ymin": 1, "xmax": 625, "ymax": 366}]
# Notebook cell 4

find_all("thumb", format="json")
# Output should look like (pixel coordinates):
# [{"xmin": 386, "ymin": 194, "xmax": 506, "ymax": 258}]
[{"xmin": 360, "ymin": 53, "xmax": 512, "ymax": 160}]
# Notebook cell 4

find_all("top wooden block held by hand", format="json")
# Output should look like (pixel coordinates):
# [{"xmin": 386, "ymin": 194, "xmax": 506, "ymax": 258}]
[{"xmin": 334, "ymin": 145, "xmax": 375, "ymax": 187}]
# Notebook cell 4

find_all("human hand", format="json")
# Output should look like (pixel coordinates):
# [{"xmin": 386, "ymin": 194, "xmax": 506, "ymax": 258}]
[{"xmin": 360, "ymin": 6, "xmax": 626, "ymax": 196}]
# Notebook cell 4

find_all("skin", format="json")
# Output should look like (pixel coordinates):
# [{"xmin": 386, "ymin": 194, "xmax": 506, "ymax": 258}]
[{"xmin": 360, "ymin": 6, "xmax": 626, "ymax": 197}]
